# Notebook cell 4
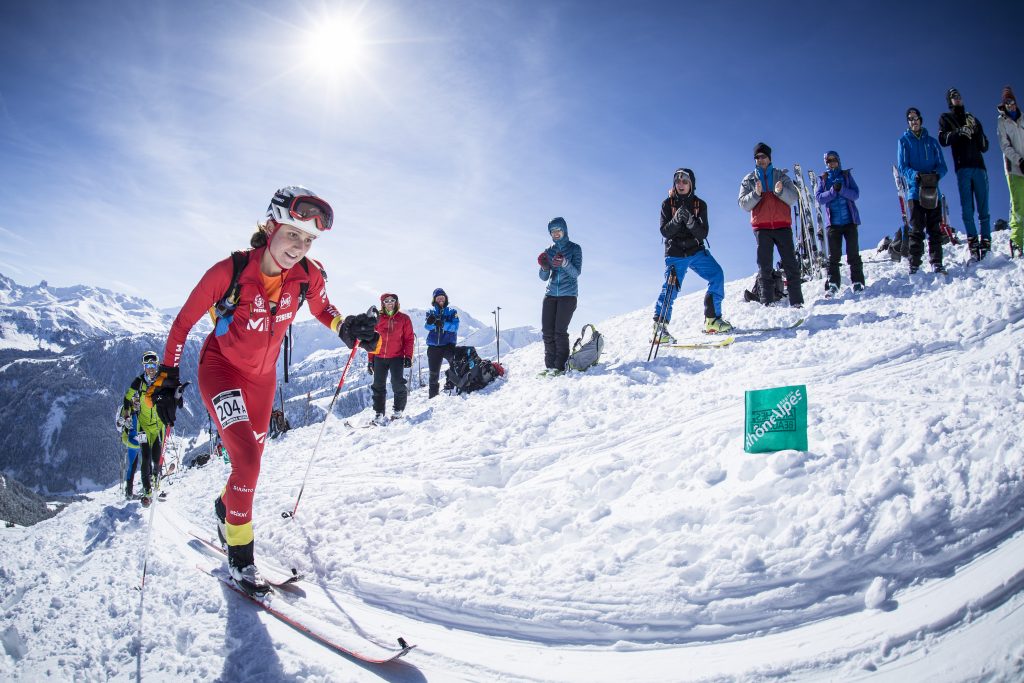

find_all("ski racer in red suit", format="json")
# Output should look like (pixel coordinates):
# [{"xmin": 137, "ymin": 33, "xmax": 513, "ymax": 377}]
[{"xmin": 149, "ymin": 186, "xmax": 381, "ymax": 594}]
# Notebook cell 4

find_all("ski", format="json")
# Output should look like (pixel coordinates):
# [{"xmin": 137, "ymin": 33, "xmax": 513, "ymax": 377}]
[
  {"xmin": 668, "ymin": 336, "xmax": 734, "ymax": 350},
  {"xmin": 188, "ymin": 531, "xmax": 303, "ymax": 587},
  {"xmin": 199, "ymin": 565, "xmax": 417, "ymax": 664},
  {"xmin": 726, "ymin": 318, "xmax": 806, "ymax": 335}
]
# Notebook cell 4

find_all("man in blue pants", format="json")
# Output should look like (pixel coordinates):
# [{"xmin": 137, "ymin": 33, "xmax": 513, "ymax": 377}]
[
  {"xmin": 653, "ymin": 167, "xmax": 732, "ymax": 343},
  {"xmin": 938, "ymin": 87, "xmax": 991, "ymax": 260}
]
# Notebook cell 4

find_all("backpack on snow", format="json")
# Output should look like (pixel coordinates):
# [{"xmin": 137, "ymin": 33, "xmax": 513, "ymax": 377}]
[
  {"xmin": 743, "ymin": 269, "xmax": 786, "ymax": 304},
  {"xmin": 445, "ymin": 345, "xmax": 503, "ymax": 394},
  {"xmin": 567, "ymin": 324, "xmax": 604, "ymax": 372}
]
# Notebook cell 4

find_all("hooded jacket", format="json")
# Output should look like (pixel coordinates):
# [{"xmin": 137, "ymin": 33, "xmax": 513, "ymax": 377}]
[
  {"xmin": 814, "ymin": 153, "xmax": 861, "ymax": 226},
  {"xmin": 897, "ymin": 127, "xmax": 948, "ymax": 201},
  {"xmin": 539, "ymin": 219, "xmax": 583, "ymax": 297},
  {"xmin": 424, "ymin": 288, "xmax": 459, "ymax": 346},
  {"xmin": 369, "ymin": 293, "xmax": 414, "ymax": 360},
  {"xmin": 997, "ymin": 104, "xmax": 1024, "ymax": 178},
  {"xmin": 660, "ymin": 168, "xmax": 710, "ymax": 257}
]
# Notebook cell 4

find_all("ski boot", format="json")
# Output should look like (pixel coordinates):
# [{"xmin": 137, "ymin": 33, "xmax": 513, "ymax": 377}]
[
  {"xmin": 1012, "ymin": 241, "xmax": 1023, "ymax": 259},
  {"xmin": 824, "ymin": 283, "xmax": 840, "ymax": 299},
  {"xmin": 390, "ymin": 410, "xmax": 404, "ymax": 421},
  {"xmin": 228, "ymin": 542, "xmax": 270, "ymax": 596},
  {"xmin": 651, "ymin": 321, "xmax": 675, "ymax": 344},
  {"xmin": 371, "ymin": 413, "xmax": 389, "ymax": 427},
  {"xmin": 140, "ymin": 493, "xmax": 152, "ymax": 508},
  {"xmin": 214, "ymin": 496, "xmax": 228, "ymax": 547},
  {"xmin": 967, "ymin": 236, "xmax": 980, "ymax": 261},
  {"xmin": 704, "ymin": 316, "xmax": 734, "ymax": 334},
  {"xmin": 933, "ymin": 263, "xmax": 948, "ymax": 275},
  {"xmin": 852, "ymin": 282, "xmax": 865, "ymax": 293},
  {"xmin": 980, "ymin": 237, "xmax": 991, "ymax": 260}
]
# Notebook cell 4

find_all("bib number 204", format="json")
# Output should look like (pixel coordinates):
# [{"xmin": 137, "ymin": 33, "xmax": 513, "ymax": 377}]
[{"xmin": 212, "ymin": 389, "xmax": 249, "ymax": 429}]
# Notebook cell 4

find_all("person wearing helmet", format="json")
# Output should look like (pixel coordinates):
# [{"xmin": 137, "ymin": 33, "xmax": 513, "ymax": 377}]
[
  {"xmin": 148, "ymin": 186, "xmax": 381, "ymax": 595},
  {"xmin": 116, "ymin": 351, "xmax": 166, "ymax": 505},
  {"xmin": 366, "ymin": 292, "xmax": 414, "ymax": 425}
]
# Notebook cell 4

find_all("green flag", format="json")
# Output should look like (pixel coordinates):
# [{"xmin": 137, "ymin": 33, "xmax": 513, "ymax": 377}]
[{"xmin": 744, "ymin": 385, "xmax": 808, "ymax": 453}]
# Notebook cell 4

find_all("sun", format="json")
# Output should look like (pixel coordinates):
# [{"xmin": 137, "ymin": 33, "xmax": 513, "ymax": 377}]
[{"xmin": 303, "ymin": 17, "xmax": 367, "ymax": 79}]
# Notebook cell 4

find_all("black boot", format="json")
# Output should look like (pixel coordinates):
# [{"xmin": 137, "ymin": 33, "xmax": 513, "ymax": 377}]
[
  {"xmin": 227, "ymin": 541, "xmax": 269, "ymax": 595},
  {"xmin": 967, "ymin": 236, "xmax": 980, "ymax": 261},
  {"xmin": 980, "ymin": 237, "xmax": 991, "ymax": 260},
  {"xmin": 214, "ymin": 496, "xmax": 227, "ymax": 546}
]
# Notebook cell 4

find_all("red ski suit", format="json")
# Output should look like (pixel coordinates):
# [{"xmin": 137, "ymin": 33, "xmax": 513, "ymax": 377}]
[{"xmin": 162, "ymin": 246, "xmax": 341, "ymax": 548}]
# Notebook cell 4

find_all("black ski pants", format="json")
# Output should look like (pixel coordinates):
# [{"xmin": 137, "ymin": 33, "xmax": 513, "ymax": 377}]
[
  {"xmin": 542, "ymin": 295, "xmax": 578, "ymax": 370},
  {"xmin": 755, "ymin": 228, "xmax": 803, "ymax": 306},
  {"xmin": 908, "ymin": 201, "xmax": 944, "ymax": 268},
  {"xmin": 826, "ymin": 223, "xmax": 865, "ymax": 287},
  {"xmin": 427, "ymin": 344, "xmax": 455, "ymax": 398},
  {"xmin": 371, "ymin": 356, "xmax": 408, "ymax": 414},
  {"xmin": 138, "ymin": 434, "xmax": 162, "ymax": 495}
]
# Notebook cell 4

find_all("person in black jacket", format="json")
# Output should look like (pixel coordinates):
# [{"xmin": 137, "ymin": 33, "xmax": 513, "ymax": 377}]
[
  {"xmin": 938, "ymin": 87, "xmax": 991, "ymax": 259},
  {"xmin": 652, "ymin": 168, "xmax": 732, "ymax": 343}
]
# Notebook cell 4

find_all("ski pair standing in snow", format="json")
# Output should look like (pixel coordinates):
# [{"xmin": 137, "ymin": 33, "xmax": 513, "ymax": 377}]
[
  {"xmin": 537, "ymin": 217, "xmax": 582, "ymax": 376},
  {"xmin": 367, "ymin": 293, "xmax": 413, "ymax": 425},
  {"xmin": 898, "ymin": 108, "xmax": 948, "ymax": 274},
  {"xmin": 652, "ymin": 168, "xmax": 731, "ymax": 344},
  {"xmin": 424, "ymin": 288, "xmax": 459, "ymax": 397},
  {"xmin": 996, "ymin": 86, "xmax": 1024, "ymax": 258},
  {"xmin": 117, "ymin": 351, "xmax": 165, "ymax": 505},
  {"xmin": 814, "ymin": 151, "xmax": 865, "ymax": 296},
  {"xmin": 938, "ymin": 88, "xmax": 991, "ymax": 260},
  {"xmin": 148, "ymin": 186, "xmax": 381, "ymax": 595},
  {"xmin": 738, "ymin": 142, "xmax": 804, "ymax": 308}
]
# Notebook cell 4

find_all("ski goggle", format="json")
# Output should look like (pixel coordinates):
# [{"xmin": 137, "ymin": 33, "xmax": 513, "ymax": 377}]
[
  {"xmin": 272, "ymin": 195, "xmax": 334, "ymax": 232},
  {"xmin": 143, "ymin": 362, "xmax": 158, "ymax": 370},
  {"xmin": 382, "ymin": 297, "xmax": 397, "ymax": 304}
]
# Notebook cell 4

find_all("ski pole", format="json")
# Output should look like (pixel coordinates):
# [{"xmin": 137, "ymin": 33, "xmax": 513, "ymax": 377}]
[
  {"xmin": 282, "ymin": 339, "xmax": 361, "ymax": 519},
  {"xmin": 648, "ymin": 265, "xmax": 677, "ymax": 362}
]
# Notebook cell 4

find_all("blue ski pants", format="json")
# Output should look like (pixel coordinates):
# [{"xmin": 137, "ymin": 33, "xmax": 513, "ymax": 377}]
[
  {"xmin": 653, "ymin": 250, "xmax": 725, "ymax": 324},
  {"xmin": 956, "ymin": 167, "xmax": 990, "ymax": 239}
]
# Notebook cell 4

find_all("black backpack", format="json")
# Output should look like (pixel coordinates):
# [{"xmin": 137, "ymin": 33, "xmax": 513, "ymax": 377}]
[{"xmin": 445, "ymin": 346, "xmax": 501, "ymax": 394}]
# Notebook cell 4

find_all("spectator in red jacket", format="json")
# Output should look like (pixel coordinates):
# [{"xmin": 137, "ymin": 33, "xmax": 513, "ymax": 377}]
[
  {"xmin": 367, "ymin": 292, "xmax": 414, "ymax": 425},
  {"xmin": 149, "ymin": 186, "xmax": 380, "ymax": 595}
]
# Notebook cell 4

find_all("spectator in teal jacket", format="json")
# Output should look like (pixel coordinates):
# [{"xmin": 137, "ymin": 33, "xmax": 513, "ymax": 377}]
[{"xmin": 537, "ymin": 217, "xmax": 582, "ymax": 375}]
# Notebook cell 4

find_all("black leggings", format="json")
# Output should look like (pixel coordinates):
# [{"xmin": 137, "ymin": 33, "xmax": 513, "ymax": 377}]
[
  {"xmin": 371, "ymin": 357, "xmax": 408, "ymax": 413},
  {"xmin": 128, "ymin": 434, "xmax": 162, "ymax": 496},
  {"xmin": 542, "ymin": 295, "xmax": 578, "ymax": 370},
  {"xmin": 427, "ymin": 344, "xmax": 455, "ymax": 398}
]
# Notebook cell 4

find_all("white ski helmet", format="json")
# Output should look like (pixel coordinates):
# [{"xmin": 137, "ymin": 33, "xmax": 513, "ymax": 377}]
[{"xmin": 264, "ymin": 186, "xmax": 334, "ymax": 236}]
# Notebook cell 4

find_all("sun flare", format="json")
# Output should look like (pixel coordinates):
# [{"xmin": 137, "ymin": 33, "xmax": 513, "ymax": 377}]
[{"xmin": 304, "ymin": 18, "xmax": 367, "ymax": 78}]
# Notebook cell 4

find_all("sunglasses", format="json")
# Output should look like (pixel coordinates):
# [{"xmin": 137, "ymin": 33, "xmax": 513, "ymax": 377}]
[
  {"xmin": 826, "ymin": 157, "xmax": 839, "ymax": 164},
  {"xmin": 1006, "ymin": 99, "xmax": 1017, "ymax": 106},
  {"xmin": 754, "ymin": 154, "xmax": 769, "ymax": 160},
  {"xmin": 907, "ymin": 116, "xmax": 921, "ymax": 123},
  {"xmin": 383, "ymin": 297, "xmax": 397, "ymax": 304},
  {"xmin": 949, "ymin": 93, "xmax": 962, "ymax": 100},
  {"xmin": 272, "ymin": 195, "xmax": 334, "ymax": 232}
]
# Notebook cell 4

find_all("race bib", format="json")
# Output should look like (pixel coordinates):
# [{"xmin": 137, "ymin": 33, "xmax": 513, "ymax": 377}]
[{"xmin": 212, "ymin": 389, "xmax": 249, "ymax": 429}]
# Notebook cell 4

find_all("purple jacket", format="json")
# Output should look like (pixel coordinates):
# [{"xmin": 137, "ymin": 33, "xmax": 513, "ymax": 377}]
[{"xmin": 815, "ymin": 169, "xmax": 861, "ymax": 226}]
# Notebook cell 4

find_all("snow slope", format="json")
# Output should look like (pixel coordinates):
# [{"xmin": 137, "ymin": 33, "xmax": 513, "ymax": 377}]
[{"xmin": 3, "ymin": 236, "xmax": 1023, "ymax": 682}]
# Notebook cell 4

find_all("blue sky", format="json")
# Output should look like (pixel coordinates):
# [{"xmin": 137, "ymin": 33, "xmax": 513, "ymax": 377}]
[{"xmin": 1, "ymin": 0, "xmax": 1020, "ymax": 330}]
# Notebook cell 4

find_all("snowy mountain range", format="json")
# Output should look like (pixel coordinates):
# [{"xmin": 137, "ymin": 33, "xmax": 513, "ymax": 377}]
[
  {"xmin": 0, "ymin": 274, "xmax": 539, "ymax": 498},
  {"xmin": 2, "ymin": 234, "xmax": 1022, "ymax": 680}
]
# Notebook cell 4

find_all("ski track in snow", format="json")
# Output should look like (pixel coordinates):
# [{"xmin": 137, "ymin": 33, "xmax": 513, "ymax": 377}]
[{"xmin": 2, "ymin": 235, "xmax": 1024, "ymax": 681}]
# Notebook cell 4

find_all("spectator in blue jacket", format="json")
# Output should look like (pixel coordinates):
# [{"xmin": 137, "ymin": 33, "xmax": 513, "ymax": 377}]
[
  {"xmin": 815, "ymin": 151, "xmax": 865, "ymax": 295},
  {"xmin": 897, "ymin": 107, "xmax": 949, "ymax": 274},
  {"xmin": 424, "ymin": 287, "xmax": 459, "ymax": 398},
  {"xmin": 537, "ymin": 217, "xmax": 582, "ymax": 376}
]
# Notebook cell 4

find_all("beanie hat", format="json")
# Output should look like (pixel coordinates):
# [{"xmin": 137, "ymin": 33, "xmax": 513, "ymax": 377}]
[
  {"xmin": 906, "ymin": 107, "xmax": 922, "ymax": 120},
  {"xmin": 431, "ymin": 288, "xmax": 448, "ymax": 307},
  {"xmin": 548, "ymin": 217, "xmax": 567, "ymax": 234},
  {"xmin": 673, "ymin": 167, "xmax": 697, "ymax": 191},
  {"xmin": 753, "ymin": 142, "xmax": 772, "ymax": 160},
  {"xmin": 1003, "ymin": 86, "xmax": 1017, "ymax": 104},
  {"xmin": 946, "ymin": 88, "xmax": 961, "ymax": 107}
]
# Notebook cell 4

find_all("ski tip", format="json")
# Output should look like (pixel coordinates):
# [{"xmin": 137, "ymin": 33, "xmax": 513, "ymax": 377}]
[{"xmin": 398, "ymin": 637, "xmax": 408, "ymax": 648}]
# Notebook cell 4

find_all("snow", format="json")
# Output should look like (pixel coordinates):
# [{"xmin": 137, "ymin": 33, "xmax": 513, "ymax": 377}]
[{"xmin": 3, "ymin": 235, "xmax": 1024, "ymax": 681}]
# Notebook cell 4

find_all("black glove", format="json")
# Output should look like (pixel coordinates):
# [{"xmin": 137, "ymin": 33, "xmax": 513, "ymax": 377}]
[
  {"xmin": 150, "ymin": 365, "xmax": 188, "ymax": 427},
  {"xmin": 425, "ymin": 312, "xmax": 437, "ymax": 326},
  {"xmin": 403, "ymin": 357, "xmax": 412, "ymax": 368},
  {"xmin": 367, "ymin": 360, "xmax": 374, "ymax": 375},
  {"xmin": 833, "ymin": 182, "xmax": 842, "ymax": 192},
  {"xmin": 673, "ymin": 205, "xmax": 694, "ymax": 229},
  {"xmin": 339, "ymin": 313, "xmax": 379, "ymax": 349}
]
